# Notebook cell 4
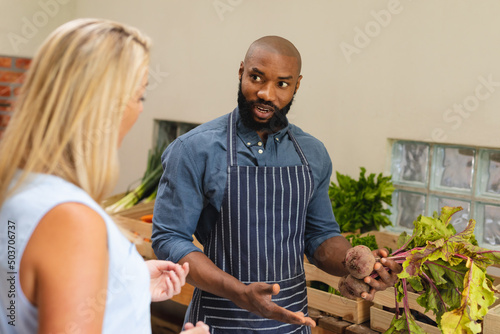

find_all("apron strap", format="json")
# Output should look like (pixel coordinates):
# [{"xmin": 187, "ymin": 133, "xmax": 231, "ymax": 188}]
[
  {"xmin": 227, "ymin": 109, "xmax": 238, "ymax": 167},
  {"xmin": 287, "ymin": 129, "xmax": 310, "ymax": 167}
]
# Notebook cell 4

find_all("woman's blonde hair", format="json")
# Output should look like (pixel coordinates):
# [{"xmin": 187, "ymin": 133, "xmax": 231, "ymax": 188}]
[{"xmin": 0, "ymin": 18, "xmax": 151, "ymax": 205}]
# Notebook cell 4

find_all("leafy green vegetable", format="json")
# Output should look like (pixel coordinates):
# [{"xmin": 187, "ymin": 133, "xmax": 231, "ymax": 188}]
[
  {"xmin": 345, "ymin": 233, "xmax": 379, "ymax": 251},
  {"xmin": 105, "ymin": 142, "xmax": 167, "ymax": 213},
  {"xmin": 329, "ymin": 167, "xmax": 394, "ymax": 233},
  {"xmin": 384, "ymin": 207, "xmax": 500, "ymax": 334}
]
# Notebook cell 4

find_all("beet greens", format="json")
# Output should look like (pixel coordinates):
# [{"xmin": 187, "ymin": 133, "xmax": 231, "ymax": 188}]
[{"xmin": 383, "ymin": 206, "xmax": 500, "ymax": 334}]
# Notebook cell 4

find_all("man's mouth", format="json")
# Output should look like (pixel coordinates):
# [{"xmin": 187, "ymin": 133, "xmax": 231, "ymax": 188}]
[
  {"xmin": 258, "ymin": 105, "xmax": 273, "ymax": 112},
  {"xmin": 254, "ymin": 104, "xmax": 275, "ymax": 119}
]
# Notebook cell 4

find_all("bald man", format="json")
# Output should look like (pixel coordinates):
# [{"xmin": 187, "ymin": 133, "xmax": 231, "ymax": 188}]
[{"xmin": 152, "ymin": 36, "xmax": 401, "ymax": 333}]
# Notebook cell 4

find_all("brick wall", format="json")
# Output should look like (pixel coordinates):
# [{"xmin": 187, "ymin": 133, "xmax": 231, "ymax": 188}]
[{"xmin": 0, "ymin": 55, "xmax": 31, "ymax": 140}]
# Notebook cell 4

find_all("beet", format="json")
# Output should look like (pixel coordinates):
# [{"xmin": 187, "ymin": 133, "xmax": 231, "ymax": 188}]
[
  {"xmin": 338, "ymin": 274, "xmax": 370, "ymax": 300},
  {"xmin": 344, "ymin": 245, "xmax": 376, "ymax": 279}
]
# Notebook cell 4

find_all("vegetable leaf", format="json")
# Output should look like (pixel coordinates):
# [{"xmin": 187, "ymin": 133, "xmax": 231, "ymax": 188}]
[
  {"xmin": 385, "ymin": 310, "xmax": 427, "ymax": 334},
  {"xmin": 329, "ymin": 167, "xmax": 394, "ymax": 233},
  {"xmin": 384, "ymin": 206, "xmax": 500, "ymax": 334}
]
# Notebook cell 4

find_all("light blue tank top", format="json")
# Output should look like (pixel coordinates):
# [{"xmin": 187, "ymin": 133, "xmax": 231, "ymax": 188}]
[{"xmin": 0, "ymin": 172, "xmax": 151, "ymax": 333}]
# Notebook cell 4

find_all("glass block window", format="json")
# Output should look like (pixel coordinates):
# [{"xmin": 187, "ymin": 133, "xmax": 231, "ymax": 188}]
[
  {"xmin": 393, "ymin": 190, "xmax": 426, "ymax": 229},
  {"xmin": 391, "ymin": 142, "xmax": 429, "ymax": 186},
  {"xmin": 390, "ymin": 141, "xmax": 500, "ymax": 249}
]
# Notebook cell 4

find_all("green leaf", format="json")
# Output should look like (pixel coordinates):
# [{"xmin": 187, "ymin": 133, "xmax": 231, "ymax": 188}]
[
  {"xmin": 344, "ymin": 234, "xmax": 379, "ymax": 250},
  {"xmin": 384, "ymin": 310, "xmax": 427, "ymax": 334},
  {"xmin": 391, "ymin": 207, "xmax": 500, "ymax": 333},
  {"xmin": 329, "ymin": 167, "xmax": 394, "ymax": 233},
  {"xmin": 439, "ymin": 206, "xmax": 463, "ymax": 225},
  {"xmin": 438, "ymin": 263, "xmax": 494, "ymax": 334}
]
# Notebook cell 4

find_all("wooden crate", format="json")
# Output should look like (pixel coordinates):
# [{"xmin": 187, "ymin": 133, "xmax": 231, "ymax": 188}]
[
  {"xmin": 371, "ymin": 287, "xmax": 436, "ymax": 322},
  {"xmin": 112, "ymin": 214, "xmax": 156, "ymax": 260},
  {"xmin": 480, "ymin": 280, "xmax": 500, "ymax": 334},
  {"xmin": 370, "ymin": 306, "xmax": 440, "ymax": 334},
  {"xmin": 304, "ymin": 262, "xmax": 372, "ymax": 324},
  {"xmin": 484, "ymin": 301, "xmax": 500, "ymax": 334}
]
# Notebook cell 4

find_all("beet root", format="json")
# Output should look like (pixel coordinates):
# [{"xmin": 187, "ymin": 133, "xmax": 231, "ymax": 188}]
[
  {"xmin": 338, "ymin": 274, "xmax": 371, "ymax": 300},
  {"xmin": 344, "ymin": 245, "xmax": 376, "ymax": 279}
]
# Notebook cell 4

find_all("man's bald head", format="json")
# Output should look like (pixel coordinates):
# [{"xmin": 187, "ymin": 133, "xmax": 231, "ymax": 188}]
[{"xmin": 244, "ymin": 36, "xmax": 302, "ymax": 75}]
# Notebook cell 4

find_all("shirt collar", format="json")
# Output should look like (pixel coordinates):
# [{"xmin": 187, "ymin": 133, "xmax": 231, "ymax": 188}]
[{"xmin": 234, "ymin": 107, "xmax": 290, "ymax": 146}]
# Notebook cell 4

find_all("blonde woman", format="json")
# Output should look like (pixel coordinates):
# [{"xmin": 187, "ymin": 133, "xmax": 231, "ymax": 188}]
[{"xmin": 0, "ymin": 19, "xmax": 209, "ymax": 334}]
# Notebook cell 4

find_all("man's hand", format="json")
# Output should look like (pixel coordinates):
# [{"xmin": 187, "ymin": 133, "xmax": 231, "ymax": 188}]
[
  {"xmin": 233, "ymin": 282, "xmax": 316, "ymax": 327},
  {"xmin": 181, "ymin": 252, "xmax": 316, "ymax": 327},
  {"xmin": 361, "ymin": 248, "xmax": 402, "ymax": 301}
]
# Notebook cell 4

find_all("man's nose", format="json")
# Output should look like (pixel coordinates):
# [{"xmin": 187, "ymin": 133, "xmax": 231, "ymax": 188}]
[{"xmin": 257, "ymin": 82, "xmax": 276, "ymax": 102}]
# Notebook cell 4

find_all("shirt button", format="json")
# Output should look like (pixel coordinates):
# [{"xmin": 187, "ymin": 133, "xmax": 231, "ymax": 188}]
[
  {"xmin": 247, "ymin": 142, "xmax": 251, "ymax": 146},
  {"xmin": 258, "ymin": 149, "xmax": 263, "ymax": 154},
  {"xmin": 257, "ymin": 142, "xmax": 263, "ymax": 146},
  {"xmin": 275, "ymin": 138, "xmax": 280, "ymax": 142}
]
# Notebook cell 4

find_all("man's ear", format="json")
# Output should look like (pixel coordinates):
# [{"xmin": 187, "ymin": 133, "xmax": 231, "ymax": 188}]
[
  {"xmin": 295, "ymin": 75, "xmax": 303, "ymax": 94},
  {"xmin": 238, "ymin": 61, "xmax": 244, "ymax": 80}
]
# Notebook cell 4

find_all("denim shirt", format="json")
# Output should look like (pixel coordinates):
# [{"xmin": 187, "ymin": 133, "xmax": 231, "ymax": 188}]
[{"xmin": 152, "ymin": 108, "xmax": 341, "ymax": 264}]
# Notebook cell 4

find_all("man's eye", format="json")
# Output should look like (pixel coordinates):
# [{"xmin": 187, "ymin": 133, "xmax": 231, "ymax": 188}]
[
  {"xmin": 251, "ymin": 75, "xmax": 261, "ymax": 82},
  {"xmin": 278, "ymin": 82, "xmax": 289, "ymax": 88},
  {"xmin": 139, "ymin": 97, "xmax": 146, "ymax": 102}
]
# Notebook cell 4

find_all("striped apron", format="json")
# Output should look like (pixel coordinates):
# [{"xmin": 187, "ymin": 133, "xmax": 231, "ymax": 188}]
[{"xmin": 187, "ymin": 110, "xmax": 314, "ymax": 333}]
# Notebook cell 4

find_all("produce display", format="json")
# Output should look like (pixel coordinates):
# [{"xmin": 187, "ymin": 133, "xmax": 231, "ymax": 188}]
[
  {"xmin": 329, "ymin": 167, "xmax": 394, "ymax": 233},
  {"xmin": 338, "ymin": 206, "xmax": 500, "ymax": 334}
]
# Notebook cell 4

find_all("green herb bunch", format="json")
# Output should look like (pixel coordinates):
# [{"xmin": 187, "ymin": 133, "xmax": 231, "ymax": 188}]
[
  {"xmin": 329, "ymin": 167, "xmax": 395, "ymax": 233},
  {"xmin": 345, "ymin": 233, "xmax": 379, "ymax": 251}
]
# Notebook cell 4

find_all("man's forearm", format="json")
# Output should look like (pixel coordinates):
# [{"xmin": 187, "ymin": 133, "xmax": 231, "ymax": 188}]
[
  {"xmin": 179, "ymin": 251, "xmax": 246, "ymax": 301},
  {"xmin": 311, "ymin": 236, "xmax": 352, "ymax": 276}
]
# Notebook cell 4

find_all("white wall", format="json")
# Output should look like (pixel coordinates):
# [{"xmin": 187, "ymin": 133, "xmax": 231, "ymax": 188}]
[
  {"xmin": 3, "ymin": 0, "xmax": 500, "ymax": 194},
  {"xmin": 0, "ymin": 0, "xmax": 77, "ymax": 57}
]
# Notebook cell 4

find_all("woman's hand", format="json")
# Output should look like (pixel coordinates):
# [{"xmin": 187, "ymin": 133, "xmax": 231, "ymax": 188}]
[
  {"xmin": 181, "ymin": 321, "xmax": 210, "ymax": 334},
  {"xmin": 146, "ymin": 260, "xmax": 189, "ymax": 302}
]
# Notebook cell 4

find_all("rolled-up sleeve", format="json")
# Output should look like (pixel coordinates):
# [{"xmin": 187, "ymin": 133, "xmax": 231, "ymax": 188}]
[{"xmin": 152, "ymin": 138, "xmax": 204, "ymax": 263}]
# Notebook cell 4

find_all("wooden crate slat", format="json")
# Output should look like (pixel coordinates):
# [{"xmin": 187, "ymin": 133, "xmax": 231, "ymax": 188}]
[
  {"xmin": 307, "ymin": 287, "xmax": 371, "ymax": 324},
  {"xmin": 371, "ymin": 287, "xmax": 437, "ymax": 322},
  {"xmin": 304, "ymin": 262, "xmax": 372, "ymax": 324},
  {"xmin": 304, "ymin": 262, "xmax": 341, "ymax": 289},
  {"xmin": 481, "ymin": 287, "xmax": 500, "ymax": 334}
]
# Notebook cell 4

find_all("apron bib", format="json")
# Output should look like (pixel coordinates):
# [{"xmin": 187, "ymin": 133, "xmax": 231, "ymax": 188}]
[{"xmin": 187, "ymin": 111, "xmax": 314, "ymax": 333}]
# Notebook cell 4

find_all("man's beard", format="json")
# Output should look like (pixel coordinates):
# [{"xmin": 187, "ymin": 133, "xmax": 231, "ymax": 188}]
[{"xmin": 237, "ymin": 81, "xmax": 294, "ymax": 133}]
